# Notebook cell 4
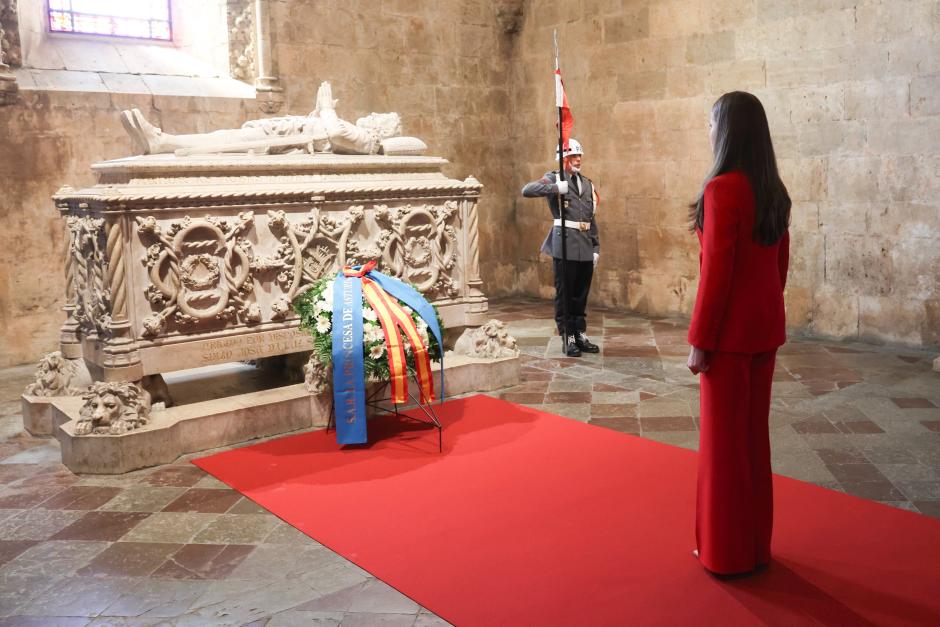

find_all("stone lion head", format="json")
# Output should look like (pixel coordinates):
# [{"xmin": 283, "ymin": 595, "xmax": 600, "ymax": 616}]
[{"xmin": 75, "ymin": 382, "xmax": 151, "ymax": 436}]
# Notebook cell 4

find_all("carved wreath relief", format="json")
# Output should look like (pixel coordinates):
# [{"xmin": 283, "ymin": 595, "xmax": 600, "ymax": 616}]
[
  {"xmin": 135, "ymin": 202, "xmax": 464, "ymax": 338},
  {"xmin": 136, "ymin": 213, "xmax": 258, "ymax": 337}
]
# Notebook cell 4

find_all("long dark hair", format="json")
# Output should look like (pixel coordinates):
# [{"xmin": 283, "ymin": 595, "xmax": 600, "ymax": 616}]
[{"xmin": 689, "ymin": 91, "xmax": 790, "ymax": 246}]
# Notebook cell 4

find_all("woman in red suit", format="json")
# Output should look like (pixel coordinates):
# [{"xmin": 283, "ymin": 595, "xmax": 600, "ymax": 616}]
[{"xmin": 687, "ymin": 91, "xmax": 791, "ymax": 576}]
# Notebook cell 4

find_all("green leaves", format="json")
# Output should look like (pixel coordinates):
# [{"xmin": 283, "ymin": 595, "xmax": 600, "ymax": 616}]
[{"xmin": 292, "ymin": 277, "xmax": 443, "ymax": 382}]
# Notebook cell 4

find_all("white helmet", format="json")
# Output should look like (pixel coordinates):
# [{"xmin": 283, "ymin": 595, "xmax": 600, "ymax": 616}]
[{"xmin": 556, "ymin": 138, "xmax": 584, "ymax": 159}]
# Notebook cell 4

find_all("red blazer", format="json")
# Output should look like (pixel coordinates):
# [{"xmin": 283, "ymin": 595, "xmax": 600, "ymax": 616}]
[{"xmin": 688, "ymin": 171, "xmax": 789, "ymax": 354}]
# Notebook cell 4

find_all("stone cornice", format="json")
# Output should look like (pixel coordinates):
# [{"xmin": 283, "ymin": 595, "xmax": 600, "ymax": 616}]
[
  {"xmin": 53, "ymin": 184, "xmax": 482, "ymax": 210},
  {"xmin": 90, "ymin": 154, "xmax": 451, "ymax": 178},
  {"xmin": 54, "ymin": 153, "xmax": 483, "ymax": 209}
]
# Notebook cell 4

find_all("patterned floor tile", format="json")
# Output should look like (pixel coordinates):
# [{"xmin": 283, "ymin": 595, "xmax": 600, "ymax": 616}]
[
  {"xmin": 640, "ymin": 416, "xmax": 697, "ymax": 432},
  {"xmin": 99, "ymin": 486, "xmax": 187, "ymax": 513},
  {"xmin": 37, "ymin": 486, "xmax": 122, "ymax": 510},
  {"xmin": 588, "ymin": 417, "xmax": 640, "ymax": 435},
  {"xmin": 0, "ymin": 509, "xmax": 85, "ymax": 541},
  {"xmin": 76, "ymin": 541, "xmax": 183, "ymax": 577},
  {"xmin": 161, "ymin": 489, "xmax": 242, "ymax": 514},
  {"xmin": 0, "ymin": 540, "xmax": 37, "ymax": 567},
  {"xmin": 152, "ymin": 543, "xmax": 255, "ymax": 580},
  {"xmin": 891, "ymin": 397, "xmax": 937, "ymax": 409},
  {"xmin": 50, "ymin": 511, "xmax": 151, "ymax": 542},
  {"xmin": 141, "ymin": 466, "xmax": 207, "ymax": 488},
  {"xmin": 192, "ymin": 513, "xmax": 281, "ymax": 544}
]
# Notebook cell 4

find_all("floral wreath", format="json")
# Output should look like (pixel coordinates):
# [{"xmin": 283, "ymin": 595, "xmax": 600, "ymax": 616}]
[{"xmin": 293, "ymin": 274, "xmax": 444, "ymax": 383}]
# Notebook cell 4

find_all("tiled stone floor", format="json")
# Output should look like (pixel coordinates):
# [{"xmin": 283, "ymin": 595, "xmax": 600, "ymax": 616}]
[{"xmin": 0, "ymin": 297, "xmax": 938, "ymax": 625}]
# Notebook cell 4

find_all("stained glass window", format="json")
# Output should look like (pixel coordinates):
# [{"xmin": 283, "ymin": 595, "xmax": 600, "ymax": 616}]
[{"xmin": 48, "ymin": 0, "xmax": 172, "ymax": 41}]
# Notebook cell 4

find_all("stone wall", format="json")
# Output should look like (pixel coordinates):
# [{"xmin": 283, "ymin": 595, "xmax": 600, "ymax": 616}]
[
  {"xmin": 506, "ymin": 0, "xmax": 940, "ymax": 348},
  {"xmin": 0, "ymin": 0, "xmax": 519, "ymax": 367},
  {"xmin": 3, "ymin": 0, "xmax": 940, "ymax": 368}
]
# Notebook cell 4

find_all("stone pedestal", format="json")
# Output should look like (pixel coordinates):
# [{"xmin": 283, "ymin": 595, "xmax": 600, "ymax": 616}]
[
  {"xmin": 21, "ymin": 395, "xmax": 56, "ymax": 436},
  {"xmin": 52, "ymin": 353, "xmax": 519, "ymax": 474}
]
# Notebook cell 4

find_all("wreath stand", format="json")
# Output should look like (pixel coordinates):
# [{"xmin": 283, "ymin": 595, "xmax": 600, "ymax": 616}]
[{"xmin": 326, "ymin": 382, "xmax": 443, "ymax": 452}]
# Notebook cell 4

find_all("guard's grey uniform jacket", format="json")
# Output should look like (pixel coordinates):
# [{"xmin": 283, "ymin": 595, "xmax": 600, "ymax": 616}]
[{"xmin": 521, "ymin": 171, "xmax": 599, "ymax": 262}]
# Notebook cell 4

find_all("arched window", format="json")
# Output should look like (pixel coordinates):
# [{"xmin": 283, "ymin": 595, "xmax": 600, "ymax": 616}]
[{"xmin": 48, "ymin": 0, "xmax": 172, "ymax": 41}]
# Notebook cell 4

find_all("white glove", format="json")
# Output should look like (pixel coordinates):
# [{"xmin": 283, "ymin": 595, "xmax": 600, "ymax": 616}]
[
  {"xmin": 555, "ymin": 180, "xmax": 569, "ymax": 195},
  {"xmin": 593, "ymin": 252, "xmax": 599, "ymax": 268}
]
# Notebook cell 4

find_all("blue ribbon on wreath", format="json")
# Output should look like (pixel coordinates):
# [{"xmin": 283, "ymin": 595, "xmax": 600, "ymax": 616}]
[{"xmin": 330, "ymin": 262, "xmax": 445, "ymax": 445}]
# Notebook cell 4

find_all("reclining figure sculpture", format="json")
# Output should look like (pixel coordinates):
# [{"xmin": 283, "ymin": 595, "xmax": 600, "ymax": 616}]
[{"xmin": 120, "ymin": 81, "xmax": 427, "ymax": 157}]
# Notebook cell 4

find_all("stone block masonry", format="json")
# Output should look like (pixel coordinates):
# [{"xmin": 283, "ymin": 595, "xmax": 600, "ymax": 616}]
[{"xmin": 508, "ymin": 1, "xmax": 940, "ymax": 349}]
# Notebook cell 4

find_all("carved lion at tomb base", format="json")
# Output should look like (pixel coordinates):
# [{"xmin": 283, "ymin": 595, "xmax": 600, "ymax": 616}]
[
  {"xmin": 75, "ymin": 382, "xmax": 151, "ymax": 436},
  {"xmin": 453, "ymin": 320, "xmax": 519, "ymax": 359},
  {"xmin": 24, "ymin": 351, "xmax": 83, "ymax": 397}
]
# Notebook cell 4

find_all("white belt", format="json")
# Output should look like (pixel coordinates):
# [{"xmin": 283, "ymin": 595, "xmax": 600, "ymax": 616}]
[{"xmin": 553, "ymin": 218, "xmax": 591, "ymax": 231}]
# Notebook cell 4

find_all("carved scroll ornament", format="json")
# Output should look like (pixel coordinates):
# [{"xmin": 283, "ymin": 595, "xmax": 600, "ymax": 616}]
[
  {"xmin": 133, "ymin": 201, "xmax": 467, "ymax": 339},
  {"xmin": 375, "ymin": 200, "xmax": 459, "ymax": 298},
  {"xmin": 262, "ymin": 201, "xmax": 461, "ymax": 308}
]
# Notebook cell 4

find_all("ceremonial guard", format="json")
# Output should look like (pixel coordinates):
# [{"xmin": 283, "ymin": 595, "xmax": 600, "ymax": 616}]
[{"xmin": 522, "ymin": 139, "xmax": 600, "ymax": 357}]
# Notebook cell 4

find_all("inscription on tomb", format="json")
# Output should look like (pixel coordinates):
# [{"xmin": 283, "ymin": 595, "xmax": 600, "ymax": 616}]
[{"xmin": 200, "ymin": 329, "xmax": 313, "ymax": 363}]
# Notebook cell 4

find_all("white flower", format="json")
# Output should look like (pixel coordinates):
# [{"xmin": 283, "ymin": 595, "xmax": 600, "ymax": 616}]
[
  {"xmin": 322, "ymin": 282, "xmax": 334, "ymax": 303},
  {"xmin": 365, "ymin": 324, "xmax": 384, "ymax": 343},
  {"xmin": 315, "ymin": 316, "xmax": 331, "ymax": 334},
  {"xmin": 369, "ymin": 344, "xmax": 385, "ymax": 359},
  {"xmin": 314, "ymin": 299, "xmax": 330, "ymax": 314},
  {"xmin": 417, "ymin": 318, "xmax": 428, "ymax": 332},
  {"xmin": 362, "ymin": 307, "xmax": 378, "ymax": 322}
]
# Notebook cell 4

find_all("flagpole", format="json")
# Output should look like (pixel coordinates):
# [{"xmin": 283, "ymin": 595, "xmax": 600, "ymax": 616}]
[{"xmin": 554, "ymin": 29, "xmax": 570, "ymax": 353}]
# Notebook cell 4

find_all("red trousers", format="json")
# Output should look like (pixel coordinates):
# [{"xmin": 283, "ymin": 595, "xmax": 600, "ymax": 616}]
[{"xmin": 696, "ymin": 349, "xmax": 776, "ymax": 574}]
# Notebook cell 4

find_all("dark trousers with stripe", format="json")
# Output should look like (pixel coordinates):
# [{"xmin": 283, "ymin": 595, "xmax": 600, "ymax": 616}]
[
  {"xmin": 553, "ymin": 258, "xmax": 593, "ymax": 336},
  {"xmin": 696, "ymin": 349, "xmax": 777, "ymax": 574}
]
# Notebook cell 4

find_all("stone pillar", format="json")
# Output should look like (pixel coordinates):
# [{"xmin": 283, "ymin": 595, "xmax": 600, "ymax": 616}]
[
  {"xmin": 58, "ymin": 206, "xmax": 84, "ymax": 359},
  {"xmin": 99, "ymin": 217, "xmax": 143, "ymax": 381},
  {"xmin": 462, "ymin": 177, "xmax": 488, "ymax": 323},
  {"xmin": 253, "ymin": 0, "xmax": 283, "ymax": 114}
]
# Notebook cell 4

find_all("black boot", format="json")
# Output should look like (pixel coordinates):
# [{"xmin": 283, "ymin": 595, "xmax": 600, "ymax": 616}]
[
  {"xmin": 563, "ymin": 334, "xmax": 582, "ymax": 357},
  {"xmin": 576, "ymin": 331, "xmax": 600, "ymax": 353}
]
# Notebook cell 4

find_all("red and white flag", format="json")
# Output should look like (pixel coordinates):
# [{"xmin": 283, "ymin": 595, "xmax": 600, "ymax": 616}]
[{"xmin": 554, "ymin": 68, "xmax": 574, "ymax": 151}]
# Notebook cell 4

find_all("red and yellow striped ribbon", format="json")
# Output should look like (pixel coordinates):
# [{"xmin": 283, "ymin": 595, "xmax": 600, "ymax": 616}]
[
  {"xmin": 366, "ymin": 280, "xmax": 435, "ymax": 403},
  {"xmin": 361, "ymin": 278, "xmax": 435, "ymax": 405}
]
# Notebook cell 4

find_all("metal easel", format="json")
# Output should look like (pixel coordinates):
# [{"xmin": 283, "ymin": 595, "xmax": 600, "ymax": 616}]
[{"xmin": 326, "ymin": 382, "xmax": 443, "ymax": 452}]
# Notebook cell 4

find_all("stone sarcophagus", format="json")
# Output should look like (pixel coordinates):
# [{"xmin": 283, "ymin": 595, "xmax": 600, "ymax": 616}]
[{"xmin": 53, "ymin": 153, "xmax": 488, "ymax": 383}]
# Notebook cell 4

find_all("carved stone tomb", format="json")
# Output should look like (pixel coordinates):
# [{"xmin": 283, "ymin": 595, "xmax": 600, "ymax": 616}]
[{"xmin": 27, "ymin": 153, "xmax": 519, "ymax": 473}]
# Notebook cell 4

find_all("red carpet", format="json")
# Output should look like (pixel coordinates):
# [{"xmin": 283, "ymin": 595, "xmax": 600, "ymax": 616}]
[{"xmin": 193, "ymin": 395, "xmax": 940, "ymax": 626}]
